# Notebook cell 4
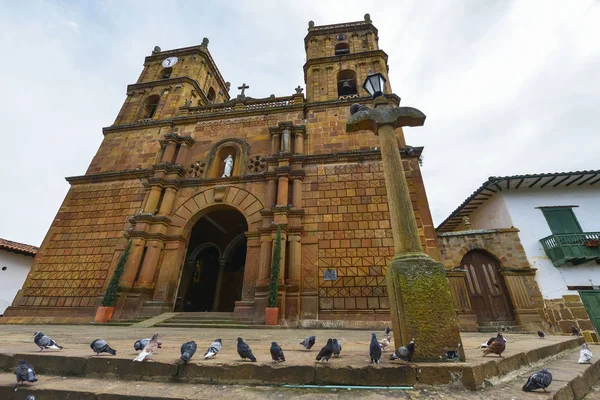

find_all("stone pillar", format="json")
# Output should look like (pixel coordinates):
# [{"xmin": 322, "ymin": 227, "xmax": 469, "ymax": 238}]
[
  {"xmin": 287, "ymin": 234, "xmax": 302, "ymax": 285},
  {"xmin": 212, "ymin": 259, "xmax": 226, "ymax": 311},
  {"xmin": 161, "ymin": 142, "xmax": 177, "ymax": 163},
  {"xmin": 257, "ymin": 233, "xmax": 273, "ymax": 287},
  {"xmin": 270, "ymin": 132, "xmax": 280, "ymax": 154},
  {"xmin": 158, "ymin": 187, "xmax": 177, "ymax": 216},
  {"xmin": 120, "ymin": 238, "xmax": 146, "ymax": 288},
  {"xmin": 396, "ymin": 127, "xmax": 407, "ymax": 148},
  {"xmin": 294, "ymin": 131, "xmax": 304, "ymax": 155},
  {"xmin": 144, "ymin": 186, "xmax": 163, "ymax": 215},
  {"xmin": 134, "ymin": 240, "xmax": 164, "ymax": 289},
  {"xmin": 292, "ymin": 178, "xmax": 302, "ymax": 208},
  {"xmin": 277, "ymin": 230, "xmax": 287, "ymax": 284},
  {"xmin": 276, "ymin": 176, "xmax": 289, "ymax": 206},
  {"xmin": 174, "ymin": 142, "xmax": 190, "ymax": 165},
  {"xmin": 266, "ymin": 176, "xmax": 277, "ymax": 207}
]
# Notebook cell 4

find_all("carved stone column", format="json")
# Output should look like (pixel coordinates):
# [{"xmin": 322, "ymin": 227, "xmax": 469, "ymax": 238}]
[
  {"xmin": 158, "ymin": 187, "xmax": 177, "ymax": 216},
  {"xmin": 212, "ymin": 258, "xmax": 227, "ymax": 311},
  {"xmin": 266, "ymin": 174, "xmax": 277, "ymax": 207},
  {"xmin": 144, "ymin": 186, "xmax": 163, "ymax": 215},
  {"xmin": 270, "ymin": 128, "xmax": 280, "ymax": 154},
  {"xmin": 293, "ymin": 127, "xmax": 306, "ymax": 155},
  {"xmin": 292, "ymin": 177, "xmax": 303, "ymax": 208},
  {"xmin": 285, "ymin": 232, "xmax": 302, "ymax": 321},
  {"xmin": 134, "ymin": 240, "xmax": 165, "ymax": 289},
  {"xmin": 161, "ymin": 142, "xmax": 177, "ymax": 163},
  {"xmin": 276, "ymin": 176, "xmax": 289, "ymax": 206},
  {"xmin": 120, "ymin": 238, "xmax": 146, "ymax": 288},
  {"xmin": 174, "ymin": 142, "xmax": 190, "ymax": 165}
]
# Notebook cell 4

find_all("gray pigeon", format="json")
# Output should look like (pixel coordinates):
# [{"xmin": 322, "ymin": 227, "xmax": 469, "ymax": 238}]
[
  {"xmin": 369, "ymin": 333, "xmax": 382, "ymax": 364},
  {"xmin": 34, "ymin": 331, "xmax": 63, "ymax": 351},
  {"xmin": 180, "ymin": 341, "xmax": 197, "ymax": 364},
  {"xmin": 134, "ymin": 338, "xmax": 162, "ymax": 351},
  {"xmin": 14, "ymin": 360, "xmax": 37, "ymax": 385},
  {"xmin": 270, "ymin": 342, "xmax": 285, "ymax": 363},
  {"xmin": 579, "ymin": 343, "xmax": 593, "ymax": 364},
  {"xmin": 537, "ymin": 330, "xmax": 545, "ymax": 338},
  {"xmin": 316, "ymin": 338, "xmax": 334, "ymax": 363},
  {"xmin": 25, "ymin": 396, "xmax": 36, "ymax": 400},
  {"xmin": 391, "ymin": 338, "xmax": 415, "ymax": 362},
  {"xmin": 300, "ymin": 335, "xmax": 316, "ymax": 350},
  {"xmin": 133, "ymin": 333, "xmax": 159, "ymax": 362},
  {"xmin": 204, "ymin": 339, "xmax": 222, "ymax": 359},
  {"xmin": 384, "ymin": 326, "xmax": 391, "ymax": 335},
  {"xmin": 522, "ymin": 368, "xmax": 552, "ymax": 392},
  {"xmin": 90, "ymin": 339, "xmax": 116, "ymax": 356},
  {"xmin": 237, "ymin": 337, "xmax": 256, "ymax": 362},
  {"xmin": 332, "ymin": 338, "xmax": 342, "ymax": 357}
]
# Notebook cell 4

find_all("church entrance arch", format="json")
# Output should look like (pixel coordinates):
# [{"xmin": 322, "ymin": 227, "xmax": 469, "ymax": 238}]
[
  {"xmin": 175, "ymin": 206, "xmax": 248, "ymax": 312},
  {"xmin": 461, "ymin": 249, "xmax": 515, "ymax": 323}
]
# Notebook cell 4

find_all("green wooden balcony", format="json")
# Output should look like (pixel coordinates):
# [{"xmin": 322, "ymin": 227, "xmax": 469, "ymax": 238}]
[{"xmin": 540, "ymin": 232, "xmax": 600, "ymax": 267}]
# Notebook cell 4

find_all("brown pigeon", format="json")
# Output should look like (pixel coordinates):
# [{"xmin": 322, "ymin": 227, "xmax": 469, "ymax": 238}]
[
  {"xmin": 483, "ymin": 333, "xmax": 506, "ymax": 357},
  {"xmin": 133, "ymin": 333, "xmax": 159, "ymax": 362}
]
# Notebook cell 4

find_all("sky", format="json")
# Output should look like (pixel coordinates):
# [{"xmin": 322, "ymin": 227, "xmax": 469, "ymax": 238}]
[{"xmin": 0, "ymin": 0, "xmax": 599, "ymax": 246}]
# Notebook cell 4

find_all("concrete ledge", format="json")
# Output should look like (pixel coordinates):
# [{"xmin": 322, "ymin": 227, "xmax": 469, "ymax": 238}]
[{"xmin": 0, "ymin": 337, "xmax": 584, "ymax": 390}]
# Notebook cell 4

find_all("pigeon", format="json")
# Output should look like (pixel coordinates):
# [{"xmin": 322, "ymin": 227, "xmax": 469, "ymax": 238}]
[
  {"xmin": 134, "ymin": 338, "xmax": 162, "ymax": 351},
  {"xmin": 180, "ymin": 341, "xmax": 197, "ymax": 364},
  {"xmin": 34, "ymin": 331, "xmax": 63, "ymax": 351},
  {"xmin": 14, "ymin": 360, "xmax": 37, "ymax": 385},
  {"xmin": 579, "ymin": 343, "xmax": 593, "ymax": 364},
  {"xmin": 300, "ymin": 335, "xmax": 316, "ymax": 350},
  {"xmin": 369, "ymin": 333, "xmax": 382, "ymax": 364},
  {"xmin": 483, "ymin": 333, "xmax": 506, "ymax": 357},
  {"xmin": 316, "ymin": 338, "xmax": 334, "ymax": 363},
  {"xmin": 572, "ymin": 325, "xmax": 581, "ymax": 336},
  {"xmin": 391, "ymin": 339, "xmax": 415, "ymax": 362},
  {"xmin": 481, "ymin": 332, "xmax": 506, "ymax": 348},
  {"xmin": 379, "ymin": 337, "xmax": 390, "ymax": 351},
  {"xmin": 522, "ymin": 368, "xmax": 552, "ymax": 392},
  {"xmin": 90, "ymin": 339, "xmax": 116, "ymax": 356},
  {"xmin": 270, "ymin": 342, "xmax": 285, "ymax": 363},
  {"xmin": 133, "ymin": 333, "xmax": 159, "ymax": 362},
  {"xmin": 384, "ymin": 326, "xmax": 391, "ymax": 335},
  {"xmin": 204, "ymin": 339, "xmax": 222, "ymax": 359},
  {"xmin": 237, "ymin": 337, "xmax": 256, "ymax": 362},
  {"xmin": 332, "ymin": 339, "xmax": 342, "ymax": 357},
  {"xmin": 537, "ymin": 330, "xmax": 545, "ymax": 338},
  {"xmin": 25, "ymin": 396, "xmax": 36, "ymax": 400}
]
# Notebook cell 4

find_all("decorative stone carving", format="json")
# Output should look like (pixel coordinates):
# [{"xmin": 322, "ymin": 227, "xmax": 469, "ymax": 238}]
[
  {"xmin": 281, "ymin": 129, "xmax": 291, "ymax": 152},
  {"xmin": 187, "ymin": 161, "xmax": 205, "ymax": 178},
  {"xmin": 222, "ymin": 154, "xmax": 234, "ymax": 177},
  {"xmin": 247, "ymin": 155, "xmax": 267, "ymax": 173}
]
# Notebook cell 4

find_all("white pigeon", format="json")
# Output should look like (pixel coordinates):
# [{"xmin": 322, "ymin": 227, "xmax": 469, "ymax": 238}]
[
  {"xmin": 379, "ymin": 336, "xmax": 390, "ymax": 351},
  {"xmin": 133, "ymin": 333, "xmax": 159, "ymax": 362},
  {"xmin": 579, "ymin": 343, "xmax": 593, "ymax": 364},
  {"xmin": 204, "ymin": 339, "xmax": 222, "ymax": 359}
]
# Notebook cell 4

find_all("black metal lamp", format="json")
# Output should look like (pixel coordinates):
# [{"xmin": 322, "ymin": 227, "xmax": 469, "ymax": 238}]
[{"xmin": 362, "ymin": 71, "xmax": 387, "ymax": 99}]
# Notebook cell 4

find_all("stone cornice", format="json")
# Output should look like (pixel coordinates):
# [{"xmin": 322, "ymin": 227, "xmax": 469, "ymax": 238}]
[
  {"xmin": 500, "ymin": 268, "xmax": 537, "ymax": 276},
  {"xmin": 181, "ymin": 173, "xmax": 267, "ymax": 187},
  {"xmin": 128, "ymin": 214, "xmax": 172, "ymax": 226},
  {"xmin": 299, "ymin": 147, "xmax": 423, "ymax": 165},
  {"xmin": 127, "ymin": 76, "xmax": 208, "ymax": 104},
  {"xmin": 146, "ymin": 177, "xmax": 182, "ymax": 190},
  {"xmin": 304, "ymin": 20, "xmax": 378, "ymax": 44},
  {"xmin": 303, "ymin": 50, "xmax": 388, "ymax": 77},
  {"xmin": 66, "ymin": 168, "xmax": 151, "ymax": 185},
  {"xmin": 161, "ymin": 133, "xmax": 195, "ymax": 146},
  {"xmin": 305, "ymin": 94, "xmax": 400, "ymax": 112},
  {"xmin": 125, "ymin": 231, "xmax": 187, "ymax": 244},
  {"xmin": 151, "ymin": 162, "xmax": 186, "ymax": 177}
]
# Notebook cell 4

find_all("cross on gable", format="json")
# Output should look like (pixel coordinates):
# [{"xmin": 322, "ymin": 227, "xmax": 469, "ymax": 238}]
[{"xmin": 237, "ymin": 83, "xmax": 249, "ymax": 96}]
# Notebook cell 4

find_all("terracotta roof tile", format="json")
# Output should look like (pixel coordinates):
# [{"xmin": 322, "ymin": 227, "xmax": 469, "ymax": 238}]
[{"xmin": 0, "ymin": 238, "xmax": 38, "ymax": 256}]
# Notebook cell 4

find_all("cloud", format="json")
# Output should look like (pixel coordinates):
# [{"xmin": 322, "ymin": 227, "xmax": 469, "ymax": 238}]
[{"xmin": 0, "ymin": 0, "xmax": 598, "ymax": 245}]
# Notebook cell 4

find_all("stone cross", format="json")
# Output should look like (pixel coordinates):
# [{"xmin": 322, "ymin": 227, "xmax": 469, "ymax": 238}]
[{"xmin": 238, "ymin": 83, "xmax": 249, "ymax": 97}]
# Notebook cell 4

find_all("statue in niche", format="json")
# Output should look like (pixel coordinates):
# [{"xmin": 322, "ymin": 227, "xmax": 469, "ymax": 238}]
[
  {"xmin": 222, "ymin": 154, "xmax": 234, "ymax": 177},
  {"xmin": 281, "ymin": 129, "xmax": 291, "ymax": 153}
]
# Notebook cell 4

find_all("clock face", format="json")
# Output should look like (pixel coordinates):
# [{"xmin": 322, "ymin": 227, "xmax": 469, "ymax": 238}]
[{"xmin": 162, "ymin": 57, "xmax": 178, "ymax": 68}]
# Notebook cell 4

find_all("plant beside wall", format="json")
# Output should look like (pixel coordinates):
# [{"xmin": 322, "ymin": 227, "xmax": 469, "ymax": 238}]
[
  {"xmin": 94, "ymin": 240, "xmax": 132, "ymax": 323},
  {"xmin": 265, "ymin": 225, "xmax": 282, "ymax": 325}
]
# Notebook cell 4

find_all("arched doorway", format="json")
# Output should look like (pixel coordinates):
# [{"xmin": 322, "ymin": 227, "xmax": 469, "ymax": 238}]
[
  {"xmin": 461, "ymin": 250, "xmax": 514, "ymax": 323},
  {"xmin": 176, "ymin": 206, "xmax": 248, "ymax": 312}
]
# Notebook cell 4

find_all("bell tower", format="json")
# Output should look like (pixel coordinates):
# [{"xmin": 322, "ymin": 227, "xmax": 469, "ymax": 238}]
[
  {"xmin": 113, "ymin": 38, "xmax": 231, "ymax": 126},
  {"xmin": 303, "ymin": 14, "xmax": 392, "ymax": 103}
]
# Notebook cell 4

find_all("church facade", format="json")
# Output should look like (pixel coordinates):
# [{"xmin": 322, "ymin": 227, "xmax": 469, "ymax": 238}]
[{"xmin": 4, "ymin": 16, "xmax": 442, "ymax": 325}]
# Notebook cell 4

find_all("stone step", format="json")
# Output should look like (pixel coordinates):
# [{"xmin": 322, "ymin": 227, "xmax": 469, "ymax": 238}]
[
  {"xmin": 165, "ymin": 318, "xmax": 255, "ymax": 324},
  {"xmin": 154, "ymin": 322, "xmax": 278, "ymax": 329},
  {"xmin": 168, "ymin": 316, "xmax": 255, "ymax": 322},
  {"xmin": 478, "ymin": 325, "xmax": 529, "ymax": 333}
]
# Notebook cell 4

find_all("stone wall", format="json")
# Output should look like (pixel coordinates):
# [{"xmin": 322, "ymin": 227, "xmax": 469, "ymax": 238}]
[{"xmin": 542, "ymin": 295, "xmax": 598, "ymax": 342}]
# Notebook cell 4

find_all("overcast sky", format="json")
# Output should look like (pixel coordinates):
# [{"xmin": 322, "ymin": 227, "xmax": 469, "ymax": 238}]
[{"xmin": 1, "ymin": 1, "xmax": 598, "ymax": 246}]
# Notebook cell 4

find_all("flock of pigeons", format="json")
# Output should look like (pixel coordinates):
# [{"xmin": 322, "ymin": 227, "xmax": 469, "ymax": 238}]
[
  {"xmin": 13, "ymin": 327, "xmax": 594, "ymax": 395},
  {"xmin": 479, "ymin": 327, "xmax": 593, "ymax": 392}
]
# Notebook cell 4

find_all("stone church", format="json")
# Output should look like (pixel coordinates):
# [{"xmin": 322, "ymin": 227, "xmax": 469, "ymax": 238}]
[{"xmin": 3, "ymin": 15, "xmax": 544, "ymax": 329}]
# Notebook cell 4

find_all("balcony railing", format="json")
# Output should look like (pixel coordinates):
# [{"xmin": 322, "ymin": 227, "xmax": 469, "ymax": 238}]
[{"xmin": 540, "ymin": 232, "xmax": 600, "ymax": 267}]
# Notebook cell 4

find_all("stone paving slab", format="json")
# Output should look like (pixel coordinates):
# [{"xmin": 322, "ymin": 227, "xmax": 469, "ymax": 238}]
[{"xmin": 0, "ymin": 325, "xmax": 585, "ymax": 390}]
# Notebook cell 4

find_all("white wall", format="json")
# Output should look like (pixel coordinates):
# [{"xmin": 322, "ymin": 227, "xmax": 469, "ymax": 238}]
[
  {"xmin": 0, "ymin": 250, "xmax": 33, "ymax": 314},
  {"xmin": 502, "ymin": 186, "xmax": 600, "ymax": 299},
  {"xmin": 467, "ymin": 192, "xmax": 513, "ymax": 230}
]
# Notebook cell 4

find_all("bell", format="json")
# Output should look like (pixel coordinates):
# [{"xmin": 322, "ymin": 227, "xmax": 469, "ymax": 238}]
[{"xmin": 340, "ymin": 81, "xmax": 353, "ymax": 95}]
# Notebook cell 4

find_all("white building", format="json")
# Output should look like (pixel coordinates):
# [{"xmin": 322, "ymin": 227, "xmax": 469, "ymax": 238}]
[
  {"xmin": 437, "ymin": 170, "xmax": 600, "ymax": 336},
  {"xmin": 0, "ymin": 238, "xmax": 37, "ymax": 315}
]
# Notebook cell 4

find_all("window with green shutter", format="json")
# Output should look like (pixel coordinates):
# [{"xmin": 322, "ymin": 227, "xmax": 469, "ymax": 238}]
[{"xmin": 540, "ymin": 207, "xmax": 582, "ymax": 234}]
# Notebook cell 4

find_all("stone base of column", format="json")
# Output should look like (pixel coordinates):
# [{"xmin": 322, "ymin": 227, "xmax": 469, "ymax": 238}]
[
  {"xmin": 514, "ymin": 308, "xmax": 545, "ymax": 332},
  {"xmin": 285, "ymin": 287, "xmax": 300, "ymax": 322},
  {"xmin": 300, "ymin": 291, "xmax": 318, "ymax": 319},
  {"xmin": 140, "ymin": 301, "xmax": 172, "ymax": 317},
  {"xmin": 456, "ymin": 310, "xmax": 479, "ymax": 332},
  {"xmin": 386, "ymin": 252, "xmax": 465, "ymax": 361},
  {"xmin": 234, "ymin": 300, "xmax": 255, "ymax": 318},
  {"xmin": 113, "ymin": 288, "xmax": 153, "ymax": 320},
  {"xmin": 253, "ymin": 289, "xmax": 268, "ymax": 323}
]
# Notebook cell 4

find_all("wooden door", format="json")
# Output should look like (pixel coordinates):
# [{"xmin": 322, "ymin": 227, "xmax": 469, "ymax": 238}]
[
  {"xmin": 462, "ymin": 250, "xmax": 514, "ymax": 323},
  {"xmin": 579, "ymin": 290, "xmax": 600, "ymax": 334}
]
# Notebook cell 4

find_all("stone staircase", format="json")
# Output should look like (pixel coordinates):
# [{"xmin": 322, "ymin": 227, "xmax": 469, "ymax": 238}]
[
  {"xmin": 477, "ymin": 320, "xmax": 529, "ymax": 333},
  {"xmin": 152, "ymin": 312, "xmax": 274, "ymax": 329}
]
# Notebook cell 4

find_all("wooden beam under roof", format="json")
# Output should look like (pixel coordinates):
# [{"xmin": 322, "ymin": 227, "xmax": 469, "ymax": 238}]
[
  {"xmin": 566, "ymin": 175, "xmax": 584, "ymax": 186},
  {"xmin": 578, "ymin": 174, "xmax": 598, "ymax": 185},
  {"xmin": 515, "ymin": 178, "xmax": 525, "ymax": 188},
  {"xmin": 552, "ymin": 175, "xmax": 572, "ymax": 187},
  {"xmin": 540, "ymin": 176, "xmax": 557, "ymax": 188},
  {"xmin": 528, "ymin": 176, "xmax": 543, "ymax": 188},
  {"xmin": 590, "ymin": 175, "xmax": 600, "ymax": 185}
]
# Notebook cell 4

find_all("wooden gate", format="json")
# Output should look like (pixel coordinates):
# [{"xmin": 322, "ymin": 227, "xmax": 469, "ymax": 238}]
[
  {"xmin": 579, "ymin": 290, "xmax": 600, "ymax": 334},
  {"xmin": 461, "ymin": 250, "xmax": 514, "ymax": 323}
]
